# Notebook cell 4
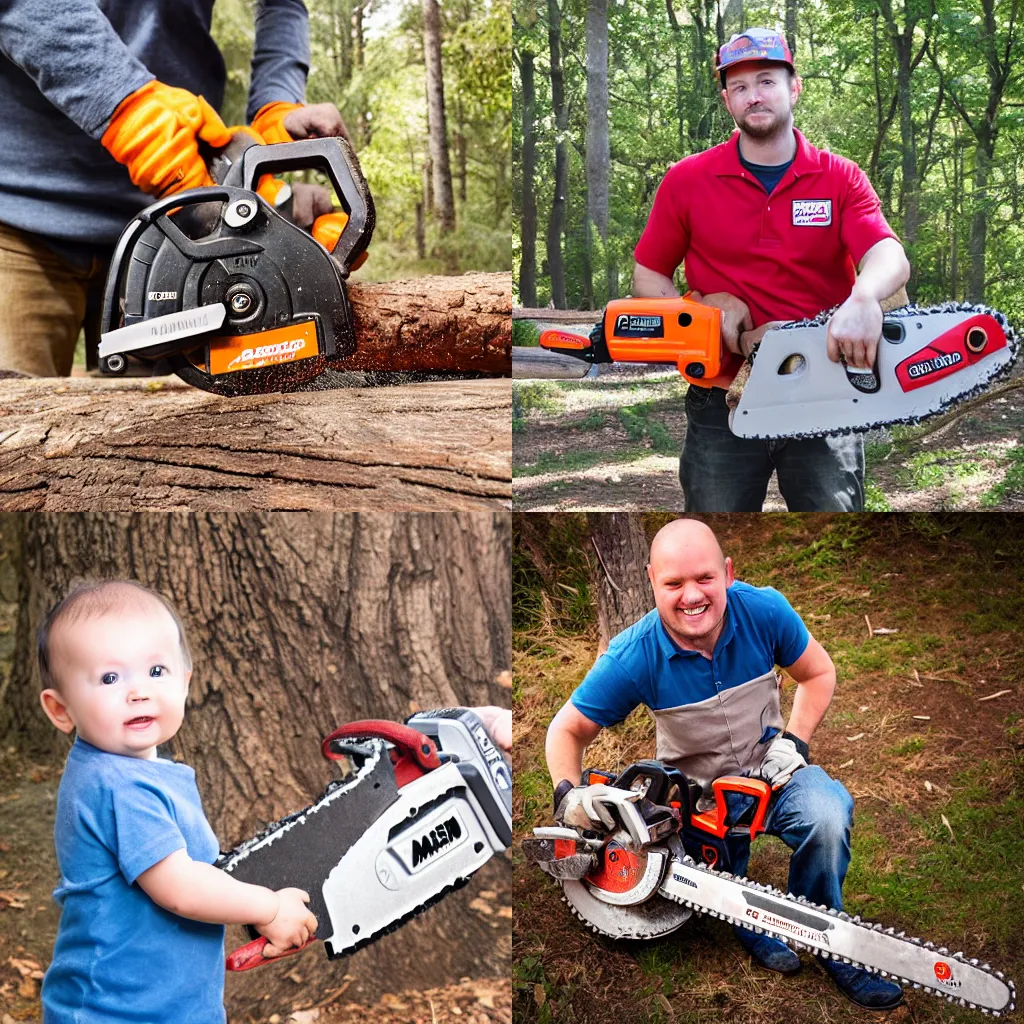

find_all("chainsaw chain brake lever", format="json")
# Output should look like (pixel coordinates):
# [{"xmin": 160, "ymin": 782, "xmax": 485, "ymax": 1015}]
[{"xmin": 225, "ymin": 934, "xmax": 319, "ymax": 972}]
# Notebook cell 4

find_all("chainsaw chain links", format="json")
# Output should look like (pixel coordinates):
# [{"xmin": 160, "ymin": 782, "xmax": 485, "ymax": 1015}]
[
  {"xmin": 561, "ymin": 851, "xmax": 1015, "ymax": 1016},
  {"xmin": 744, "ymin": 302, "xmax": 1020, "ymax": 440}
]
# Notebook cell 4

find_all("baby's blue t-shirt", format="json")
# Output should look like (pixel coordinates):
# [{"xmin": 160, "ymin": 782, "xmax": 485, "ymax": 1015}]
[{"xmin": 42, "ymin": 738, "xmax": 226, "ymax": 1024}]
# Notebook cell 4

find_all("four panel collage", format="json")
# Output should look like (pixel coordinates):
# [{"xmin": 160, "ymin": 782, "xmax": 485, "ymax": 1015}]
[{"xmin": 0, "ymin": 2, "xmax": 1021, "ymax": 1024}]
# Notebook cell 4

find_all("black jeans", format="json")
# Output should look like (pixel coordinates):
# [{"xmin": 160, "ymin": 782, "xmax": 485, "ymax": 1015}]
[{"xmin": 680, "ymin": 386, "xmax": 865, "ymax": 512}]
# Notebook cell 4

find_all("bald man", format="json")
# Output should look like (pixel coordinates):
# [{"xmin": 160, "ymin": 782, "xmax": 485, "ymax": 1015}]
[{"xmin": 545, "ymin": 519, "xmax": 903, "ymax": 1011}]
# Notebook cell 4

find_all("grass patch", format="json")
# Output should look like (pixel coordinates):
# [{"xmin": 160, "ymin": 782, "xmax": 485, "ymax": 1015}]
[
  {"xmin": 981, "ymin": 444, "xmax": 1024, "ymax": 506},
  {"xmin": 514, "ymin": 319, "xmax": 540, "ymax": 347},
  {"xmin": 889, "ymin": 735, "xmax": 926, "ymax": 756},
  {"xmin": 899, "ymin": 448, "xmax": 994, "ymax": 490},
  {"xmin": 579, "ymin": 409, "xmax": 607, "ymax": 431},
  {"xmin": 515, "ymin": 381, "xmax": 566, "ymax": 417},
  {"xmin": 864, "ymin": 479, "xmax": 892, "ymax": 511},
  {"xmin": 618, "ymin": 400, "xmax": 678, "ymax": 455},
  {"xmin": 514, "ymin": 449, "xmax": 615, "ymax": 478}
]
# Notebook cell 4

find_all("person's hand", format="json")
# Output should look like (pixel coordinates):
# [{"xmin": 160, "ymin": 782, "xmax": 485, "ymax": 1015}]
[
  {"xmin": 737, "ymin": 320, "xmax": 788, "ymax": 359},
  {"xmin": 101, "ymin": 81, "xmax": 233, "ymax": 197},
  {"xmin": 472, "ymin": 706, "xmax": 512, "ymax": 752},
  {"xmin": 690, "ymin": 291, "xmax": 754, "ymax": 356},
  {"xmin": 258, "ymin": 888, "xmax": 317, "ymax": 957},
  {"xmin": 826, "ymin": 293, "xmax": 883, "ymax": 369},
  {"xmin": 758, "ymin": 735, "xmax": 807, "ymax": 789},
  {"xmin": 289, "ymin": 183, "xmax": 337, "ymax": 230},
  {"xmin": 252, "ymin": 101, "xmax": 352, "ymax": 146},
  {"xmin": 554, "ymin": 780, "xmax": 623, "ymax": 831}
]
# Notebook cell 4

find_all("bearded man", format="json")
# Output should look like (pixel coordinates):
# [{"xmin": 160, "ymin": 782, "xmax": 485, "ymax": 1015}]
[{"xmin": 632, "ymin": 29, "xmax": 911, "ymax": 512}]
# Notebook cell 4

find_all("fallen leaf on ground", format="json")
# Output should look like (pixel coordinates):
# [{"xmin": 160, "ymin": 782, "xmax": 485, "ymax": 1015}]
[
  {"xmin": 847, "ymin": 733, "xmax": 865, "ymax": 741},
  {"xmin": 978, "ymin": 689, "xmax": 1012, "ymax": 702},
  {"xmin": 941, "ymin": 815, "xmax": 955, "ymax": 842}
]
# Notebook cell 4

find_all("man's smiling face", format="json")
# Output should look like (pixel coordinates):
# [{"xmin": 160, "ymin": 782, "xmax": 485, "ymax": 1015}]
[{"xmin": 647, "ymin": 521, "xmax": 735, "ymax": 653}]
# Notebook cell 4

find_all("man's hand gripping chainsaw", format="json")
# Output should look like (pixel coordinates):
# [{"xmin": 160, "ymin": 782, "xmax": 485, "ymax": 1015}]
[
  {"xmin": 219, "ymin": 708, "xmax": 511, "ymax": 971},
  {"xmin": 98, "ymin": 134, "xmax": 375, "ymax": 397},
  {"xmin": 524, "ymin": 760, "xmax": 1015, "ymax": 1017},
  {"xmin": 537, "ymin": 297, "xmax": 1018, "ymax": 439}
]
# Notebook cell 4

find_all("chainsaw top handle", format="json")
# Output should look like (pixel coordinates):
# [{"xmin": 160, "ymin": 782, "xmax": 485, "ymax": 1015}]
[
  {"xmin": 689, "ymin": 776, "xmax": 773, "ymax": 841},
  {"xmin": 321, "ymin": 720, "xmax": 441, "ymax": 788},
  {"xmin": 234, "ymin": 138, "xmax": 374, "ymax": 273}
]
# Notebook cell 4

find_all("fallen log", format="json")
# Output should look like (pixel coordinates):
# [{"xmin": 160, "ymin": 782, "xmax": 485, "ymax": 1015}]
[
  {"xmin": 345, "ymin": 273, "xmax": 511, "ymax": 373},
  {"xmin": 0, "ymin": 377, "xmax": 511, "ymax": 511}
]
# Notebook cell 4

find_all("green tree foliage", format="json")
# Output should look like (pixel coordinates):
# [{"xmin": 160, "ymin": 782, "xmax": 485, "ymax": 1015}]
[
  {"xmin": 514, "ymin": 0, "xmax": 1024, "ymax": 319},
  {"xmin": 211, "ymin": 0, "xmax": 511, "ymax": 279}
]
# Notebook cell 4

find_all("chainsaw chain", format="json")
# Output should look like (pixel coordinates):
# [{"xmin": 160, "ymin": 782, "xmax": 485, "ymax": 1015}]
[
  {"xmin": 744, "ymin": 302, "xmax": 1020, "ymax": 440},
  {"xmin": 566, "ymin": 853, "xmax": 1016, "ymax": 1016}
]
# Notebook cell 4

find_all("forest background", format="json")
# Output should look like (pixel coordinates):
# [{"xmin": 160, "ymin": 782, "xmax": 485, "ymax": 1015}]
[
  {"xmin": 512, "ymin": 0, "xmax": 1024, "ymax": 321},
  {"xmin": 215, "ymin": 0, "xmax": 511, "ymax": 279}
]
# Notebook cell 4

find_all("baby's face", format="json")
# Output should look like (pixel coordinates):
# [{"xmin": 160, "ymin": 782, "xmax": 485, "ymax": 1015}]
[{"xmin": 47, "ymin": 600, "xmax": 190, "ymax": 759}]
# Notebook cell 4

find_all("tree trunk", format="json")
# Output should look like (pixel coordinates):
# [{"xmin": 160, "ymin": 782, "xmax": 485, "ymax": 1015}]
[
  {"xmin": 968, "ymin": 140, "xmax": 992, "ymax": 303},
  {"xmin": 455, "ymin": 96, "xmax": 468, "ymax": 205},
  {"xmin": 546, "ymin": 0, "xmax": 568, "ymax": 309},
  {"xmin": 423, "ymin": 0, "xmax": 456, "ymax": 234},
  {"xmin": 587, "ymin": 512, "xmax": 652, "ymax": 653},
  {"xmin": 586, "ymin": 0, "xmax": 615, "ymax": 304},
  {"xmin": 415, "ymin": 200, "xmax": 427, "ymax": 259},
  {"xmin": 785, "ymin": 0, "xmax": 797, "ymax": 57},
  {"xmin": 0, "ymin": 381, "xmax": 512, "ymax": 512},
  {"xmin": 0, "ymin": 512, "xmax": 512, "ymax": 1019},
  {"xmin": 519, "ymin": 51, "xmax": 538, "ymax": 308}
]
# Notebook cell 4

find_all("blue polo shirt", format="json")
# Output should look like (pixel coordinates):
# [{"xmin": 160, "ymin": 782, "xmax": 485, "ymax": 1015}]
[{"xmin": 571, "ymin": 581, "xmax": 810, "ymax": 727}]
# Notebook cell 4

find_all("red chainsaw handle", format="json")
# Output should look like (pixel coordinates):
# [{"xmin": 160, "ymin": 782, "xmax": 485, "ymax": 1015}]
[
  {"xmin": 690, "ymin": 776, "xmax": 773, "ymax": 841},
  {"xmin": 225, "ymin": 934, "xmax": 318, "ymax": 972},
  {"xmin": 321, "ymin": 720, "xmax": 441, "ymax": 771}
]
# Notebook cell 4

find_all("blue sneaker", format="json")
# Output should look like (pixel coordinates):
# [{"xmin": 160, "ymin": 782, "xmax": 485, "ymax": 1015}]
[
  {"xmin": 818, "ymin": 956, "xmax": 904, "ymax": 1010},
  {"xmin": 733, "ymin": 925, "xmax": 802, "ymax": 975}
]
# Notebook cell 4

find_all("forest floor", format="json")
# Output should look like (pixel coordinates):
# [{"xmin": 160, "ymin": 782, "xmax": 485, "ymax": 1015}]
[
  {"xmin": 0, "ymin": 747, "xmax": 511, "ymax": 1024},
  {"xmin": 512, "ymin": 515, "xmax": 1024, "ymax": 1024},
  {"xmin": 512, "ymin": 368, "xmax": 1024, "ymax": 511}
]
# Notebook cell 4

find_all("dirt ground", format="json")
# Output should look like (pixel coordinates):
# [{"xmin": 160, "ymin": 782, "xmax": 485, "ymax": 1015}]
[
  {"xmin": 512, "ymin": 517, "xmax": 1024, "ymax": 1024},
  {"xmin": 0, "ymin": 750, "xmax": 511, "ymax": 1024},
  {"xmin": 513, "ymin": 369, "xmax": 1024, "ymax": 511}
]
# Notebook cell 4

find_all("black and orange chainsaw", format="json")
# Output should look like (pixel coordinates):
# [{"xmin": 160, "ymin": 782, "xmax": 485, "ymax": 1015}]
[
  {"xmin": 523, "ymin": 759, "xmax": 1015, "ymax": 1017},
  {"xmin": 534, "ymin": 296, "xmax": 1018, "ymax": 439}
]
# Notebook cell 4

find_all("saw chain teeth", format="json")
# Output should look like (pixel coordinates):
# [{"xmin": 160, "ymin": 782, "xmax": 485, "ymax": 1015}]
[
  {"xmin": 660, "ymin": 850, "xmax": 1015, "ymax": 1015},
  {"xmin": 743, "ymin": 302, "xmax": 1020, "ymax": 440}
]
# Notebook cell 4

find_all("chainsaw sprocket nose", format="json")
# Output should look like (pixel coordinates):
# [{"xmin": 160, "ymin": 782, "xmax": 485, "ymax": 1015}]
[{"xmin": 99, "ymin": 138, "xmax": 375, "ymax": 396}]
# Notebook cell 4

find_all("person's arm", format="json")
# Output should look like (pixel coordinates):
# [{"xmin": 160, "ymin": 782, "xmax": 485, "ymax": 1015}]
[
  {"xmin": 781, "ymin": 634, "xmax": 837, "ymax": 744},
  {"xmin": 137, "ymin": 849, "xmax": 316, "ymax": 955},
  {"xmin": 631, "ymin": 263, "xmax": 679, "ymax": 298},
  {"xmin": 545, "ymin": 701, "xmax": 603, "ymax": 787},
  {"xmin": 472, "ymin": 706, "xmax": 512, "ymax": 752},
  {"xmin": 246, "ymin": 0, "xmax": 310, "ymax": 121}
]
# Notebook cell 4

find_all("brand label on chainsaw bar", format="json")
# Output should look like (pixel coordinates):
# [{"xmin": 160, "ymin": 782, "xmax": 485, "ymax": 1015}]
[
  {"xmin": 208, "ymin": 319, "xmax": 320, "ymax": 375},
  {"xmin": 392, "ymin": 807, "xmax": 470, "ymax": 874},
  {"xmin": 792, "ymin": 200, "xmax": 832, "ymax": 226},
  {"xmin": 612, "ymin": 314, "xmax": 664, "ymax": 338},
  {"xmin": 906, "ymin": 350, "xmax": 963, "ymax": 379}
]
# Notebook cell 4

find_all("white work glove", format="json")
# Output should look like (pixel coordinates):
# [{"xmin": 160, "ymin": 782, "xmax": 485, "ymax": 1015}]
[
  {"xmin": 758, "ymin": 735, "xmax": 807, "ymax": 788},
  {"xmin": 554, "ymin": 781, "xmax": 626, "ymax": 831}
]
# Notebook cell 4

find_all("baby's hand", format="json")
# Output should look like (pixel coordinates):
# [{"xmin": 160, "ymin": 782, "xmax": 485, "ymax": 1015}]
[{"xmin": 259, "ymin": 887, "xmax": 318, "ymax": 957}]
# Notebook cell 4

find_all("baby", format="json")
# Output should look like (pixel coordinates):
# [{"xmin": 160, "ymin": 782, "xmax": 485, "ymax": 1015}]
[{"xmin": 37, "ymin": 580, "xmax": 317, "ymax": 1023}]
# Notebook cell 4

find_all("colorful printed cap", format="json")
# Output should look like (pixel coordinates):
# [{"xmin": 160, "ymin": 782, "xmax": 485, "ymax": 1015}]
[{"xmin": 715, "ymin": 28, "xmax": 795, "ymax": 82}]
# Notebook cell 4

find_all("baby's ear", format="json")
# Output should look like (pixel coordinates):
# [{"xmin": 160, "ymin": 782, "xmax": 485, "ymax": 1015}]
[{"xmin": 40, "ymin": 690, "xmax": 75, "ymax": 734}]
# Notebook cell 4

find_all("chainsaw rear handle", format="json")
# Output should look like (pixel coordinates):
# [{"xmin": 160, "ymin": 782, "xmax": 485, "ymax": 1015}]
[
  {"xmin": 689, "ymin": 776, "xmax": 773, "ymax": 841},
  {"xmin": 236, "ymin": 138, "xmax": 374, "ymax": 272},
  {"xmin": 226, "ymin": 934, "xmax": 318, "ymax": 972}
]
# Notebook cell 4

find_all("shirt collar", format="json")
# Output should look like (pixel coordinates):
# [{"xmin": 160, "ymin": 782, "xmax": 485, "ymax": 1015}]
[
  {"xmin": 655, "ymin": 588, "xmax": 736, "ymax": 658},
  {"xmin": 715, "ymin": 127, "xmax": 821, "ymax": 181}
]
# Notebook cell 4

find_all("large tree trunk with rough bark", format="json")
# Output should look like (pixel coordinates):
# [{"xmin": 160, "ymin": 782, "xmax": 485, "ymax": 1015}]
[
  {"xmin": 588, "ymin": 513, "xmax": 652, "ymax": 653},
  {"xmin": 0, "ymin": 512, "xmax": 512, "ymax": 1020},
  {"xmin": 0, "ymin": 379, "xmax": 511, "ymax": 511}
]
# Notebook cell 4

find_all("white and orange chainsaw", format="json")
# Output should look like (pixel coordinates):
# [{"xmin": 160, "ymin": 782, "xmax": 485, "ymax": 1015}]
[{"xmin": 523, "ymin": 760, "xmax": 1015, "ymax": 1017}]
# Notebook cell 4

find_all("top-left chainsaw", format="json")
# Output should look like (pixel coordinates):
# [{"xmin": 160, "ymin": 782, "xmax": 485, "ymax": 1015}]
[{"xmin": 98, "ymin": 135, "xmax": 374, "ymax": 396}]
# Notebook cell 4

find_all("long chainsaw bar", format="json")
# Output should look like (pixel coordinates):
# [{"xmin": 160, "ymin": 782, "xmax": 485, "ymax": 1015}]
[{"xmin": 732, "ymin": 302, "xmax": 1019, "ymax": 438}]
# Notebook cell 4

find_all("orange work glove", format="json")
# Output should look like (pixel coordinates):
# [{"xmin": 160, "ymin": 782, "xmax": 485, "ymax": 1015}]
[
  {"xmin": 101, "ymin": 80, "xmax": 234, "ymax": 198},
  {"xmin": 250, "ymin": 101, "xmax": 303, "ymax": 145}
]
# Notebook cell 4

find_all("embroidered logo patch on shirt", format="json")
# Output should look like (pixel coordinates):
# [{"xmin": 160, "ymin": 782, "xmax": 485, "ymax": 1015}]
[{"xmin": 792, "ymin": 200, "xmax": 832, "ymax": 226}]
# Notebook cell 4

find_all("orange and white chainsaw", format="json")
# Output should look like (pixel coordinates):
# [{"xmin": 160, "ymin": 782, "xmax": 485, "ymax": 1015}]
[
  {"xmin": 536, "ymin": 297, "xmax": 1018, "ymax": 439},
  {"xmin": 523, "ymin": 760, "xmax": 1016, "ymax": 1017}
]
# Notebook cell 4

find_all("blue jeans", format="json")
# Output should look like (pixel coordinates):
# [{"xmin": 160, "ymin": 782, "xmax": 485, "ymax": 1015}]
[
  {"xmin": 680, "ymin": 386, "xmax": 865, "ymax": 511},
  {"xmin": 725, "ymin": 765, "xmax": 855, "ymax": 911}
]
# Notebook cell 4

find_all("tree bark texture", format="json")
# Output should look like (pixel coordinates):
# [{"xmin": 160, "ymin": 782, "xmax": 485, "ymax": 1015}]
[
  {"xmin": 0, "ymin": 512, "xmax": 512, "ymax": 1018},
  {"xmin": 345, "ymin": 273, "xmax": 511, "ymax": 374},
  {"xmin": 588, "ymin": 512, "xmax": 652, "ymax": 654},
  {"xmin": 423, "ymin": 0, "xmax": 457, "ymax": 233},
  {"xmin": 519, "ymin": 51, "xmax": 538, "ymax": 309},
  {"xmin": 546, "ymin": 0, "xmax": 569, "ymax": 309},
  {"xmin": 0, "ymin": 379, "xmax": 511, "ymax": 511}
]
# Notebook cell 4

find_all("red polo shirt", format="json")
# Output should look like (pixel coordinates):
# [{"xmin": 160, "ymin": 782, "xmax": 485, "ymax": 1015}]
[{"xmin": 634, "ymin": 128, "xmax": 899, "ymax": 327}]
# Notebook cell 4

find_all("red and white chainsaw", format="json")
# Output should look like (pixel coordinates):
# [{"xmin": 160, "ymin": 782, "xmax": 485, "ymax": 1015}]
[{"xmin": 523, "ymin": 760, "xmax": 1016, "ymax": 1017}]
